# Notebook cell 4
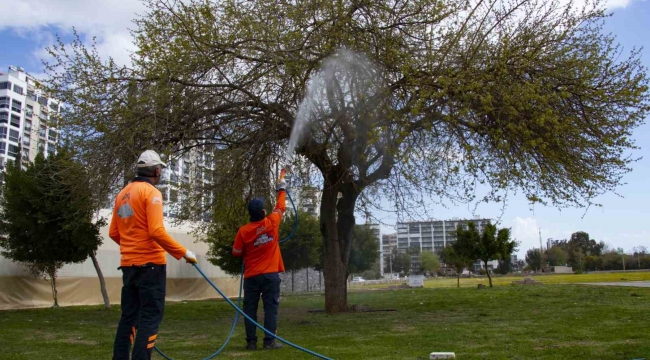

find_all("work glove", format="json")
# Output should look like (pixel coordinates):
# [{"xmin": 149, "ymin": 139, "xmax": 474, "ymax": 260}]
[
  {"xmin": 277, "ymin": 178, "xmax": 287, "ymax": 192},
  {"xmin": 184, "ymin": 249, "xmax": 198, "ymax": 264}
]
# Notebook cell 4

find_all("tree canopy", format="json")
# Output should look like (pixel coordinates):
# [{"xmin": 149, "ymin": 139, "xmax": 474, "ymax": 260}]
[
  {"xmin": 0, "ymin": 151, "xmax": 104, "ymax": 307},
  {"xmin": 525, "ymin": 249, "xmax": 543, "ymax": 272},
  {"xmin": 438, "ymin": 245, "xmax": 470, "ymax": 288},
  {"xmin": 545, "ymin": 245, "xmax": 569, "ymax": 267},
  {"xmin": 419, "ymin": 251, "xmax": 441, "ymax": 275},
  {"xmin": 45, "ymin": 0, "xmax": 649, "ymax": 312},
  {"xmin": 348, "ymin": 225, "xmax": 380, "ymax": 275},
  {"xmin": 454, "ymin": 222, "xmax": 517, "ymax": 287},
  {"xmin": 281, "ymin": 210, "xmax": 321, "ymax": 272}
]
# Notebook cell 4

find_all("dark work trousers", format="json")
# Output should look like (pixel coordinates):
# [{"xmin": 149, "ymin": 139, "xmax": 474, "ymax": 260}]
[
  {"xmin": 243, "ymin": 272, "xmax": 281, "ymax": 344},
  {"xmin": 112, "ymin": 264, "xmax": 166, "ymax": 360}
]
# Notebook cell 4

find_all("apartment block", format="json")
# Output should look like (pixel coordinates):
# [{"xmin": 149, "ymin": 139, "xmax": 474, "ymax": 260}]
[
  {"xmin": 380, "ymin": 233, "xmax": 397, "ymax": 275},
  {"xmin": 0, "ymin": 66, "xmax": 59, "ymax": 171},
  {"xmin": 396, "ymin": 217, "xmax": 491, "ymax": 253},
  {"xmin": 158, "ymin": 149, "xmax": 215, "ymax": 218}
]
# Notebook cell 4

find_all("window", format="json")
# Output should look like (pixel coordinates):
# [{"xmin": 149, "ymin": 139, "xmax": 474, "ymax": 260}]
[
  {"xmin": 22, "ymin": 137, "xmax": 30, "ymax": 147},
  {"xmin": 27, "ymin": 89, "xmax": 36, "ymax": 101},
  {"xmin": 11, "ymin": 99, "xmax": 21, "ymax": 113},
  {"xmin": 26, "ymin": 104, "xmax": 33, "ymax": 111},
  {"xmin": 0, "ymin": 126, "xmax": 7, "ymax": 138},
  {"xmin": 38, "ymin": 96, "xmax": 48, "ymax": 106},
  {"xmin": 24, "ymin": 120, "xmax": 32, "ymax": 132},
  {"xmin": 0, "ymin": 112, "xmax": 7, "ymax": 124},
  {"xmin": 7, "ymin": 144, "xmax": 19, "ymax": 157},
  {"xmin": 50, "ymin": 102, "xmax": 58, "ymax": 112},
  {"xmin": 38, "ymin": 140, "xmax": 45, "ymax": 153},
  {"xmin": 13, "ymin": 84, "xmax": 24, "ymax": 95},
  {"xmin": 10, "ymin": 114, "xmax": 20, "ymax": 128},
  {"xmin": 170, "ymin": 189, "xmax": 178, "ymax": 203},
  {"xmin": 39, "ymin": 126, "xmax": 46, "ymax": 138},
  {"xmin": 48, "ymin": 132, "xmax": 57, "ymax": 142},
  {"xmin": 9, "ymin": 129, "xmax": 19, "ymax": 142},
  {"xmin": 0, "ymin": 141, "xmax": 5, "ymax": 154},
  {"xmin": 0, "ymin": 97, "xmax": 9, "ymax": 109},
  {"xmin": 0, "ymin": 82, "xmax": 11, "ymax": 90}
]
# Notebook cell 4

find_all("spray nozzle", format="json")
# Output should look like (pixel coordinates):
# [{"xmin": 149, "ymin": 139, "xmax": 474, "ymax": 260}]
[{"xmin": 278, "ymin": 168, "xmax": 287, "ymax": 183}]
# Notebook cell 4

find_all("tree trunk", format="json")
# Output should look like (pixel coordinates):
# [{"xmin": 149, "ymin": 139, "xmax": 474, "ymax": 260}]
[
  {"xmin": 484, "ymin": 260, "xmax": 493, "ymax": 287},
  {"xmin": 320, "ymin": 182, "xmax": 359, "ymax": 314},
  {"xmin": 49, "ymin": 268, "xmax": 59, "ymax": 308},
  {"xmin": 306, "ymin": 268, "xmax": 309, "ymax": 292},
  {"xmin": 291, "ymin": 270, "xmax": 295, "ymax": 292},
  {"xmin": 319, "ymin": 270, "xmax": 322, "ymax": 292},
  {"xmin": 90, "ymin": 252, "xmax": 110, "ymax": 310},
  {"xmin": 457, "ymin": 274, "xmax": 460, "ymax": 288}
]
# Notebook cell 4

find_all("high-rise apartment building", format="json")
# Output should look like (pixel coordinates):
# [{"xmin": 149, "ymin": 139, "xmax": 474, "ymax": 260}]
[
  {"xmin": 0, "ymin": 66, "xmax": 59, "ymax": 170},
  {"xmin": 380, "ymin": 233, "xmax": 397, "ymax": 275},
  {"xmin": 158, "ymin": 149, "xmax": 215, "ymax": 218},
  {"xmin": 396, "ymin": 217, "xmax": 491, "ymax": 253},
  {"xmin": 288, "ymin": 185, "xmax": 321, "ymax": 217},
  {"xmin": 389, "ymin": 217, "xmax": 491, "ymax": 273},
  {"xmin": 547, "ymin": 238, "xmax": 567, "ymax": 250}
]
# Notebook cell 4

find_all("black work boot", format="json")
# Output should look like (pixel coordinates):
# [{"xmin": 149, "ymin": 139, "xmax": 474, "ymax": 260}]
[
  {"xmin": 246, "ymin": 340, "xmax": 257, "ymax": 350},
  {"xmin": 263, "ymin": 341, "xmax": 283, "ymax": 350}
]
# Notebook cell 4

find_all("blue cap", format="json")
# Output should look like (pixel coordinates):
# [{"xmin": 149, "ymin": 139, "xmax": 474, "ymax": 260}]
[{"xmin": 248, "ymin": 197, "xmax": 265, "ymax": 222}]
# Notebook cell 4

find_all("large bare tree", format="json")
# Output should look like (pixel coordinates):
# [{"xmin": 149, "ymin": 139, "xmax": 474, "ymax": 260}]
[{"xmin": 45, "ymin": 0, "xmax": 649, "ymax": 313}]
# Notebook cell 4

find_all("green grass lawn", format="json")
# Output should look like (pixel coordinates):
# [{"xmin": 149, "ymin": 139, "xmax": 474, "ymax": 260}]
[
  {"xmin": 352, "ymin": 271, "xmax": 650, "ymax": 290},
  {"xmin": 1, "ymin": 282, "xmax": 649, "ymax": 359}
]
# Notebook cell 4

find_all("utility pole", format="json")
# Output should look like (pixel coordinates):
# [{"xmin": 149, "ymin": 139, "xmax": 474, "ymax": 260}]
[{"xmin": 539, "ymin": 228, "xmax": 545, "ymax": 272}]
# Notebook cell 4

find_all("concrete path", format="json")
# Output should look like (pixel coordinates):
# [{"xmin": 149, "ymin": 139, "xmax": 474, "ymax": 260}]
[{"xmin": 579, "ymin": 281, "xmax": 650, "ymax": 288}]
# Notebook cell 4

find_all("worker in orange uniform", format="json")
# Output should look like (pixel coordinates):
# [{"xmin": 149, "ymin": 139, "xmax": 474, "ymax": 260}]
[
  {"xmin": 109, "ymin": 150, "xmax": 198, "ymax": 360},
  {"xmin": 232, "ymin": 177, "xmax": 287, "ymax": 351}
]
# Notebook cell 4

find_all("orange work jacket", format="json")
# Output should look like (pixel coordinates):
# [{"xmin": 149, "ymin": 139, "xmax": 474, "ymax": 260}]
[
  {"xmin": 232, "ymin": 191, "xmax": 286, "ymax": 278},
  {"xmin": 109, "ymin": 178, "xmax": 186, "ymax": 267}
]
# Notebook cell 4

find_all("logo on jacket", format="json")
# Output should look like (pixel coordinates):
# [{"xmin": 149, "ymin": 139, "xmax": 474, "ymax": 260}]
[
  {"xmin": 253, "ymin": 234, "xmax": 273, "ymax": 247},
  {"xmin": 256, "ymin": 226, "xmax": 267, "ymax": 235}
]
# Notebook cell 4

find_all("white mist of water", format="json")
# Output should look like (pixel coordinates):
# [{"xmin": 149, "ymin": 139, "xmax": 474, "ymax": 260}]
[{"xmin": 284, "ymin": 49, "xmax": 379, "ymax": 165}]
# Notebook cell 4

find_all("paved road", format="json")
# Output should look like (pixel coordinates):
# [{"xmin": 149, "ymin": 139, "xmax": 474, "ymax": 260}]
[{"xmin": 579, "ymin": 281, "xmax": 650, "ymax": 288}]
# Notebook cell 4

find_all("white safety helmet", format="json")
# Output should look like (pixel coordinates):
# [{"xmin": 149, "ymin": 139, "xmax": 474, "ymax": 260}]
[{"xmin": 136, "ymin": 150, "xmax": 167, "ymax": 168}]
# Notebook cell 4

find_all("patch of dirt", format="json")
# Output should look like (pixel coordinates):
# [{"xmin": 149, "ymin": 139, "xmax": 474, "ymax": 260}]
[
  {"xmin": 25, "ymin": 330, "xmax": 56, "ymax": 341},
  {"xmin": 64, "ymin": 337, "xmax": 99, "ymax": 346},
  {"xmin": 512, "ymin": 278, "xmax": 543, "ymax": 285},
  {"xmin": 307, "ymin": 306, "xmax": 397, "ymax": 313},
  {"xmin": 391, "ymin": 324, "xmax": 415, "ymax": 333}
]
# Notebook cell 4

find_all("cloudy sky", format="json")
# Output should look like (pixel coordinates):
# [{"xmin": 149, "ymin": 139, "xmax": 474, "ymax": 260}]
[{"xmin": 1, "ymin": 0, "xmax": 648, "ymax": 257}]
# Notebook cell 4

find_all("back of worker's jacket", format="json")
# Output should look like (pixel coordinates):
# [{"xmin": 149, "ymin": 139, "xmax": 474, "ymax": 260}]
[
  {"xmin": 109, "ymin": 178, "xmax": 186, "ymax": 266},
  {"xmin": 232, "ymin": 191, "xmax": 286, "ymax": 278}
]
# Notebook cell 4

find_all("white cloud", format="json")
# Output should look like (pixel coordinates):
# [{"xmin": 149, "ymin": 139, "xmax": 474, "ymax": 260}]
[
  {"xmin": 510, "ymin": 217, "xmax": 542, "ymax": 257},
  {"xmin": 604, "ymin": 0, "xmax": 636, "ymax": 8},
  {"xmin": 1, "ymin": 0, "xmax": 146, "ymax": 67},
  {"xmin": 508, "ymin": 216, "xmax": 576, "ymax": 258}
]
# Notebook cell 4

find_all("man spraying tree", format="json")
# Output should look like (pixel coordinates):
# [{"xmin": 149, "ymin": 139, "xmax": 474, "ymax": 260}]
[
  {"xmin": 109, "ymin": 150, "xmax": 198, "ymax": 360},
  {"xmin": 232, "ymin": 176, "xmax": 288, "ymax": 351}
]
